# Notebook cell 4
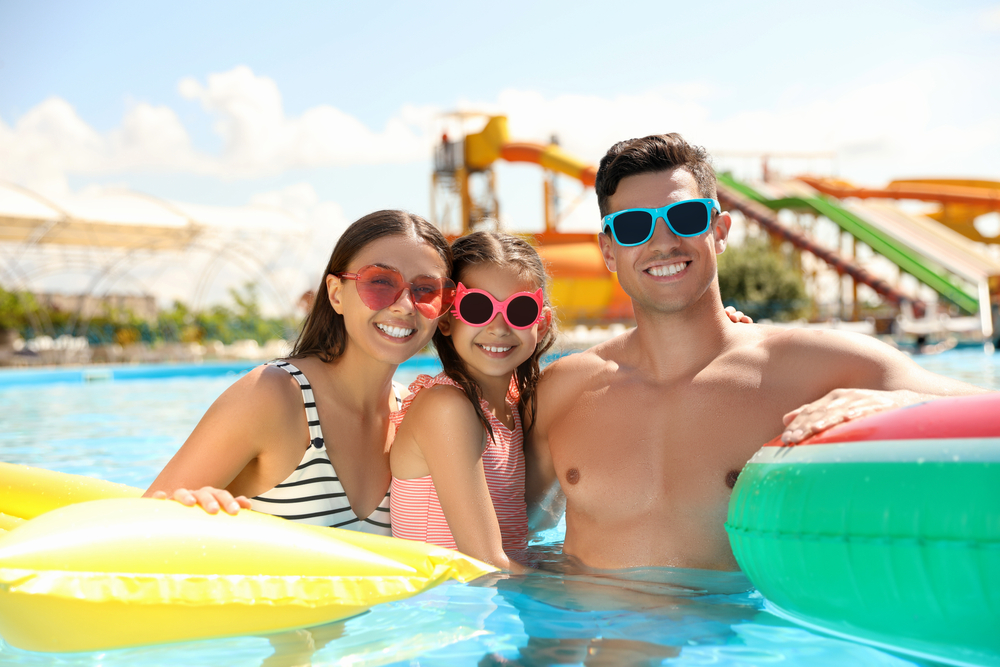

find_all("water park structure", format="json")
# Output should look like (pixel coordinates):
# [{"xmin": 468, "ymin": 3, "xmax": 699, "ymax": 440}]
[
  {"xmin": 429, "ymin": 115, "xmax": 1000, "ymax": 342},
  {"xmin": 0, "ymin": 182, "xmax": 306, "ymax": 344}
]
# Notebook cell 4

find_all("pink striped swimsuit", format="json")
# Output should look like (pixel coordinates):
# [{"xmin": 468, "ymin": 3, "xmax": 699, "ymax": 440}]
[{"xmin": 389, "ymin": 373, "xmax": 528, "ymax": 552}]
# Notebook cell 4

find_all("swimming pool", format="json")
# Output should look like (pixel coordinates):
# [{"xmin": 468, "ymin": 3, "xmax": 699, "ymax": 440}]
[{"xmin": 1, "ymin": 349, "xmax": 995, "ymax": 666}]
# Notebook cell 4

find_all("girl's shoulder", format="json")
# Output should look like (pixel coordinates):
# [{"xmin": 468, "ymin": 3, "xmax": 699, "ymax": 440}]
[
  {"xmin": 393, "ymin": 374, "xmax": 484, "ymax": 441},
  {"xmin": 392, "ymin": 372, "xmax": 468, "ymax": 423},
  {"xmin": 404, "ymin": 371, "xmax": 463, "ymax": 394}
]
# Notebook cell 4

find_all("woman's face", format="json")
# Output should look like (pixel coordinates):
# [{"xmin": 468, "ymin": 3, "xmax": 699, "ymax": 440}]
[{"xmin": 328, "ymin": 233, "xmax": 450, "ymax": 366}]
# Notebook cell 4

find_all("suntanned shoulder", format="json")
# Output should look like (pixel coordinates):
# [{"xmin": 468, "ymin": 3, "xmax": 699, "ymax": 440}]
[
  {"xmin": 237, "ymin": 362, "xmax": 307, "ymax": 418},
  {"xmin": 749, "ymin": 324, "xmax": 988, "ymax": 394},
  {"xmin": 536, "ymin": 339, "xmax": 623, "ymax": 414},
  {"xmin": 398, "ymin": 383, "xmax": 484, "ymax": 446}
]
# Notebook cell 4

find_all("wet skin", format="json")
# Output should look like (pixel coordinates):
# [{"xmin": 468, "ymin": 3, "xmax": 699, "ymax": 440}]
[
  {"xmin": 146, "ymin": 233, "xmax": 450, "ymax": 521},
  {"xmin": 525, "ymin": 167, "xmax": 988, "ymax": 571}
]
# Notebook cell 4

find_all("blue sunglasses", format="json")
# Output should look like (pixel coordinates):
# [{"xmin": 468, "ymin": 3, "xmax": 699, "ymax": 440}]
[{"xmin": 602, "ymin": 198, "xmax": 721, "ymax": 246}]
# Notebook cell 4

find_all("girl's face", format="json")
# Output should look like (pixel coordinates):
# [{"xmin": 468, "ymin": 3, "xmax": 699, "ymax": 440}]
[
  {"xmin": 437, "ymin": 263, "xmax": 549, "ymax": 386},
  {"xmin": 328, "ymin": 233, "xmax": 450, "ymax": 366}
]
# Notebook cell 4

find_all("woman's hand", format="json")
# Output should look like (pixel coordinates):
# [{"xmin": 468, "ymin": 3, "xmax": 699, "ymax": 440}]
[
  {"xmin": 150, "ymin": 486, "xmax": 251, "ymax": 515},
  {"xmin": 724, "ymin": 306, "xmax": 752, "ymax": 324}
]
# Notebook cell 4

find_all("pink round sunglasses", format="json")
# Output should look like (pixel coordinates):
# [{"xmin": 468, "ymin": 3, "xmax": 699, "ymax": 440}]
[{"xmin": 451, "ymin": 283, "xmax": 544, "ymax": 329}]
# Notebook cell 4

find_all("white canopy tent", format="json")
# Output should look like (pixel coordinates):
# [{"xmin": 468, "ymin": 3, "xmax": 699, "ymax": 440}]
[{"xmin": 0, "ymin": 182, "xmax": 313, "ymax": 329}]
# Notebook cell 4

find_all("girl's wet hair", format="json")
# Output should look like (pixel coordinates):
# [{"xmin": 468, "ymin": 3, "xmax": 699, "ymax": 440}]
[
  {"xmin": 433, "ymin": 231, "xmax": 557, "ymax": 437},
  {"xmin": 291, "ymin": 210, "xmax": 452, "ymax": 362}
]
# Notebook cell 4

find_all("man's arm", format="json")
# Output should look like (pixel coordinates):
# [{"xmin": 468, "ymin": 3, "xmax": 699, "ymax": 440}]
[
  {"xmin": 523, "ymin": 356, "xmax": 579, "ymax": 533},
  {"xmin": 777, "ymin": 330, "xmax": 990, "ymax": 443}
]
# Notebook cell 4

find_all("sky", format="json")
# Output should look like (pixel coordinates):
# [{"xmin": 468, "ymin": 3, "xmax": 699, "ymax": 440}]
[{"xmin": 1, "ymin": 0, "xmax": 998, "ymax": 311}]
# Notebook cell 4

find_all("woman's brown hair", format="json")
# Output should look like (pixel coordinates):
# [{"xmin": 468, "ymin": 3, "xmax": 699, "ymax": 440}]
[
  {"xmin": 291, "ymin": 210, "xmax": 452, "ymax": 362},
  {"xmin": 432, "ymin": 231, "xmax": 556, "ymax": 437}
]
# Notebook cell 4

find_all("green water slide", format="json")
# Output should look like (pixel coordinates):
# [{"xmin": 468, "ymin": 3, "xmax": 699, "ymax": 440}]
[{"xmin": 719, "ymin": 174, "xmax": 980, "ymax": 314}]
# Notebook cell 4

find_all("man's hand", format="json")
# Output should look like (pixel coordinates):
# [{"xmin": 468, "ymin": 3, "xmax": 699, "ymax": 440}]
[
  {"xmin": 781, "ymin": 388, "xmax": 923, "ymax": 444},
  {"xmin": 151, "ymin": 486, "xmax": 251, "ymax": 515}
]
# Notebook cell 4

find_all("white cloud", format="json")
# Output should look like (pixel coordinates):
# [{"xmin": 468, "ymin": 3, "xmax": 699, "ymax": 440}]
[
  {"xmin": 2, "ymin": 60, "xmax": 997, "ymax": 202},
  {"xmin": 178, "ymin": 66, "xmax": 433, "ymax": 176},
  {"xmin": 984, "ymin": 5, "xmax": 1000, "ymax": 30},
  {"xmin": 249, "ymin": 182, "xmax": 351, "ymax": 294},
  {"xmin": 1, "ymin": 66, "xmax": 436, "ymax": 195},
  {"xmin": 465, "ymin": 62, "xmax": 998, "ymax": 185},
  {"xmin": 0, "ymin": 97, "xmax": 200, "ymax": 197}
]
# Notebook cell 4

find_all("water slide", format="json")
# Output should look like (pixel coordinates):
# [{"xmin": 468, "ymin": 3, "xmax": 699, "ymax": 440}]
[
  {"xmin": 798, "ymin": 176, "xmax": 1000, "ymax": 245},
  {"xmin": 455, "ymin": 117, "xmax": 998, "ymax": 333},
  {"xmin": 720, "ymin": 174, "xmax": 998, "ymax": 337},
  {"xmin": 715, "ymin": 182, "xmax": 922, "ymax": 313},
  {"xmin": 459, "ymin": 116, "xmax": 633, "ymax": 322},
  {"xmin": 464, "ymin": 116, "xmax": 596, "ymax": 187}
]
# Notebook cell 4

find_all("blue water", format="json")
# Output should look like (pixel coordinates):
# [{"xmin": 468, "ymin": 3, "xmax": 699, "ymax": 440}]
[{"xmin": 1, "ymin": 349, "xmax": 995, "ymax": 666}]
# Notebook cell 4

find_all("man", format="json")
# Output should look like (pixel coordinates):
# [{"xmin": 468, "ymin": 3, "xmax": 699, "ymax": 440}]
[{"xmin": 525, "ymin": 133, "xmax": 988, "ymax": 572}]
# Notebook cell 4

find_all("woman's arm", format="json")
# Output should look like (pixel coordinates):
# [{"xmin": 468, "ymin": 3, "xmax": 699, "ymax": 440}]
[
  {"xmin": 394, "ymin": 386, "xmax": 529, "ymax": 573},
  {"xmin": 143, "ymin": 365, "xmax": 305, "ymax": 513}
]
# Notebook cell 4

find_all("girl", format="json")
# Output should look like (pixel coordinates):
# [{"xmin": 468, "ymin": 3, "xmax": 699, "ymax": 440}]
[
  {"xmin": 388, "ymin": 231, "xmax": 555, "ymax": 571},
  {"xmin": 145, "ymin": 210, "xmax": 456, "ymax": 535}
]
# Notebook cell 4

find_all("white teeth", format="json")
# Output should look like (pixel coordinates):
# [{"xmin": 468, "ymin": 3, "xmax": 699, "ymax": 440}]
[
  {"xmin": 648, "ymin": 262, "xmax": 686, "ymax": 277},
  {"xmin": 480, "ymin": 345, "xmax": 512, "ymax": 353},
  {"xmin": 376, "ymin": 323, "xmax": 414, "ymax": 338}
]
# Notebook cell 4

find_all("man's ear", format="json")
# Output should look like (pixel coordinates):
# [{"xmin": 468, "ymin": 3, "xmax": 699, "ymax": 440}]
[
  {"xmin": 598, "ymin": 232, "xmax": 617, "ymax": 272},
  {"xmin": 437, "ymin": 314, "xmax": 453, "ymax": 337},
  {"xmin": 713, "ymin": 211, "xmax": 732, "ymax": 255},
  {"xmin": 326, "ymin": 274, "xmax": 345, "ymax": 315}
]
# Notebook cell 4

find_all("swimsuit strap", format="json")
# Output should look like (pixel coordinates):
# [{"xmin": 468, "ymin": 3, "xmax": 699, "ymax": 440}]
[{"xmin": 269, "ymin": 361, "xmax": 325, "ymax": 449}]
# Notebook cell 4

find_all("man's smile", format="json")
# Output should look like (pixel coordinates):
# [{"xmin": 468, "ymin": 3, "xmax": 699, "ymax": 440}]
[{"xmin": 646, "ymin": 261, "xmax": 689, "ymax": 277}]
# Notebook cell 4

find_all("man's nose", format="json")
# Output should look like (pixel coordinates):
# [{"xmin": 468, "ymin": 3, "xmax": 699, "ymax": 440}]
[{"xmin": 648, "ymin": 217, "xmax": 681, "ymax": 248}]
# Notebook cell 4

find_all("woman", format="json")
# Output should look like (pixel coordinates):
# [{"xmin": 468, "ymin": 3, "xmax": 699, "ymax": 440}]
[{"xmin": 144, "ymin": 210, "xmax": 455, "ymax": 535}]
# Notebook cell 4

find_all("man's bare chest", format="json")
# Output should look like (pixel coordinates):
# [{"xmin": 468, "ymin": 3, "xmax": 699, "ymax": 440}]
[{"xmin": 548, "ymin": 376, "xmax": 783, "ymax": 504}]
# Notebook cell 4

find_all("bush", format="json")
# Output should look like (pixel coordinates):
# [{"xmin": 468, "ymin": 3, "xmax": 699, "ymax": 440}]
[
  {"xmin": 718, "ymin": 237, "xmax": 810, "ymax": 322},
  {"xmin": 0, "ymin": 283, "xmax": 297, "ymax": 345}
]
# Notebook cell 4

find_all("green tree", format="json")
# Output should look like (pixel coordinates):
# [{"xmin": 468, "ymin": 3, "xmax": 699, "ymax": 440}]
[
  {"xmin": 718, "ymin": 237, "xmax": 810, "ymax": 322},
  {"xmin": 0, "ymin": 287, "xmax": 36, "ymax": 333}
]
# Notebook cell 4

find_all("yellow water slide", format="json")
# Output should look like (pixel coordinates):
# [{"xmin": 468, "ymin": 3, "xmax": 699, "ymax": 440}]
[{"xmin": 461, "ymin": 116, "xmax": 632, "ymax": 324}]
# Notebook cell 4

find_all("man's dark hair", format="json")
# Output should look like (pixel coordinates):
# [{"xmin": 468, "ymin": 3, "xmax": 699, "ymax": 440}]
[{"xmin": 595, "ymin": 134, "xmax": 717, "ymax": 217}]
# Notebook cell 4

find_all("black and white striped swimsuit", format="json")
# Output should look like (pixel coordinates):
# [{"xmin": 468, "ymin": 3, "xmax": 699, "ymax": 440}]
[{"xmin": 247, "ymin": 361, "xmax": 397, "ymax": 535}]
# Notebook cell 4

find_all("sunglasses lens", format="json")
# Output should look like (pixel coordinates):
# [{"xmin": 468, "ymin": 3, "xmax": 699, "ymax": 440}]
[
  {"xmin": 411, "ymin": 277, "xmax": 455, "ymax": 318},
  {"xmin": 355, "ymin": 267, "xmax": 403, "ymax": 310},
  {"xmin": 666, "ymin": 201, "xmax": 710, "ymax": 235},
  {"xmin": 457, "ymin": 291, "xmax": 494, "ymax": 325},
  {"xmin": 611, "ymin": 211, "xmax": 654, "ymax": 245},
  {"xmin": 506, "ymin": 295, "xmax": 540, "ymax": 328}
]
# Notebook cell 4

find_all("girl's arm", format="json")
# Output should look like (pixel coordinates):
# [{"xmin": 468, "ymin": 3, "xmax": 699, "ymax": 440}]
[
  {"xmin": 143, "ymin": 364, "xmax": 305, "ymax": 513},
  {"xmin": 395, "ymin": 385, "xmax": 529, "ymax": 573}
]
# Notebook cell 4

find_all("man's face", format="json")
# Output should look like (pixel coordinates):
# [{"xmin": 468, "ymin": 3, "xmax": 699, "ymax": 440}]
[{"xmin": 598, "ymin": 167, "xmax": 730, "ymax": 315}]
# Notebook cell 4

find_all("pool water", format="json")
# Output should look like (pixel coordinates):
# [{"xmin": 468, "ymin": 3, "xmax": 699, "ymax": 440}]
[{"xmin": 1, "ymin": 349, "xmax": 996, "ymax": 666}]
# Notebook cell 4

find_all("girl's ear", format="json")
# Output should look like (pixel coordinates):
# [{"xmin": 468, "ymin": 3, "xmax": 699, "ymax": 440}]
[
  {"xmin": 326, "ymin": 274, "xmax": 345, "ymax": 315},
  {"xmin": 437, "ymin": 314, "xmax": 453, "ymax": 337},
  {"xmin": 536, "ymin": 308, "xmax": 552, "ymax": 337}
]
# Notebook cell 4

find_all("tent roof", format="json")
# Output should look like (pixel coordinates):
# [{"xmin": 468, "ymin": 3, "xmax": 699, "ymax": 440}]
[{"xmin": 0, "ymin": 182, "xmax": 306, "ymax": 251}]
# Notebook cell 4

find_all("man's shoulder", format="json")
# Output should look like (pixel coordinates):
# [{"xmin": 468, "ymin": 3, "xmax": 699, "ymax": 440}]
[
  {"xmin": 754, "ymin": 324, "xmax": 898, "ymax": 358},
  {"xmin": 542, "ymin": 348, "xmax": 611, "ymax": 385},
  {"xmin": 544, "ymin": 334, "xmax": 629, "ymax": 379}
]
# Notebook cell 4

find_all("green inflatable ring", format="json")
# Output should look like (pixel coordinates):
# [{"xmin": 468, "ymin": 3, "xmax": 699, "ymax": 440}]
[{"xmin": 727, "ymin": 393, "xmax": 1000, "ymax": 667}]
